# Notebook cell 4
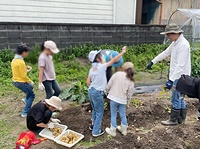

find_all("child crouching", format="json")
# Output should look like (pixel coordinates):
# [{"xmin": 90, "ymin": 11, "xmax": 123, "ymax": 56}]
[{"xmin": 105, "ymin": 62, "xmax": 135, "ymax": 137}]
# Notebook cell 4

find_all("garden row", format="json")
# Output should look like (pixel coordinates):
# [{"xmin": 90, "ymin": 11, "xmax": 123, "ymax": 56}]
[{"xmin": 0, "ymin": 43, "xmax": 199, "ymax": 101}]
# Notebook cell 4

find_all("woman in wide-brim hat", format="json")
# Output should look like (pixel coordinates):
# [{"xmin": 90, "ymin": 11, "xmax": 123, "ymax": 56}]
[{"xmin": 26, "ymin": 96, "xmax": 63, "ymax": 133}]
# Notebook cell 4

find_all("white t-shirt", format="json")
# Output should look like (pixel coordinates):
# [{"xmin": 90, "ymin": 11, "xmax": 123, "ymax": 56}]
[{"xmin": 89, "ymin": 63, "xmax": 107, "ymax": 91}]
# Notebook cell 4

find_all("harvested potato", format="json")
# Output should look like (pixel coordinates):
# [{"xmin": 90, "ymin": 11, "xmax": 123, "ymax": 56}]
[
  {"xmin": 49, "ymin": 127, "xmax": 62, "ymax": 137},
  {"xmin": 60, "ymin": 132, "xmax": 80, "ymax": 144}
]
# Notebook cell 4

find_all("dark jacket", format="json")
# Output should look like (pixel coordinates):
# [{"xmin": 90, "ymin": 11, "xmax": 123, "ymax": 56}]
[{"xmin": 176, "ymin": 75, "xmax": 200, "ymax": 99}]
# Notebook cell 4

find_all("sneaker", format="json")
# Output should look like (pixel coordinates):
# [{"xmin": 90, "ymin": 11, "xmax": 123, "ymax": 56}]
[
  {"xmin": 92, "ymin": 130, "xmax": 105, "ymax": 137},
  {"xmin": 21, "ymin": 98, "xmax": 27, "ymax": 105},
  {"xmin": 21, "ymin": 113, "xmax": 27, "ymax": 117},
  {"xmin": 89, "ymin": 125, "xmax": 93, "ymax": 131}
]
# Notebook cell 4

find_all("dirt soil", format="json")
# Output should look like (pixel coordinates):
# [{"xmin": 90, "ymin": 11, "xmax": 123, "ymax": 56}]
[{"xmin": 34, "ymin": 93, "xmax": 200, "ymax": 149}]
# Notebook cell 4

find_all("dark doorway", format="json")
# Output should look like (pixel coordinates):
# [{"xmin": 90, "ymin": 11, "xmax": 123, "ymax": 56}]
[{"xmin": 141, "ymin": 0, "xmax": 160, "ymax": 24}]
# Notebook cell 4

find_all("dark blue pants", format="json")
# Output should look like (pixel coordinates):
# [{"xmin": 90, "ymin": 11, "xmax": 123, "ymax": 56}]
[
  {"xmin": 43, "ymin": 80, "xmax": 62, "ymax": 99},
  {"xmin": 13, "ymin": 82, "xmax": 35, "ymax": 115}
]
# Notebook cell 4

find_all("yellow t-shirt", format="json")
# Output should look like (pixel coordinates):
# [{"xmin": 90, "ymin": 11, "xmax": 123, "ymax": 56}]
[{"xmin": 11, "ymin": 58, "xmax": 31, "ymax": 83}]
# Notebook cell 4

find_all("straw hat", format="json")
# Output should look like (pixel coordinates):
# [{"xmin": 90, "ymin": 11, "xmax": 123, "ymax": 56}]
[
  {"xmin": 45, "ymin": 96, "xmax": 62, "ymax": 111},
  {"xmin": 160, "ymin": 23, "xmax": 183, "ymax": 35},
  {"xmin": 122, "ymin": 62, "xmax": 134, "ymax": 70}
]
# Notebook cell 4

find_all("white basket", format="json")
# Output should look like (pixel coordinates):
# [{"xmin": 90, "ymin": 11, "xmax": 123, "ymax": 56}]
[
  {"xmin": 39, "ymin": 123, "xmax": 68, "ymax": 141},
  {"xmin": 55, "ymin": 129, "xmax": 84, "ymax": 148}
]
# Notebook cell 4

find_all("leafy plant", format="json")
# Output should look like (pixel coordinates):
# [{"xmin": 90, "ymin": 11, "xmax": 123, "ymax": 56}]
[{"xmin": 59, "ymin": 81, "xmax": 89, "ymax": 104}]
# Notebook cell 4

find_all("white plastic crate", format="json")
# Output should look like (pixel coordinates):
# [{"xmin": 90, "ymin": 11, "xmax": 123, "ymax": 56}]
[
  {"xmin": 39, "ymin": 123, "xmax": 68, "ymax": 141},
  {"xmin": 55, "ymin": 129, "xmax": 84, "ymax": 148}
]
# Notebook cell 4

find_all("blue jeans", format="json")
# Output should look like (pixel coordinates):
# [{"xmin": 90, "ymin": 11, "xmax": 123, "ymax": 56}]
[
  {"xmin": 88, "ymin": 88, "xmax": 104, "ymax": 135},
  {"xmin": 110, "ymin": 100, "xmax": 128, "ymax": 128},
  {"xmin": 13, "ymin": 82, "xmax": 35, "ymax": 115},
  {"xmin": 43, "ymin": 80, "xmax": 62, "ymax": 99},
  {"xmin": 171, "ymin": 80, "xmax": 186, "ymax": 109}
]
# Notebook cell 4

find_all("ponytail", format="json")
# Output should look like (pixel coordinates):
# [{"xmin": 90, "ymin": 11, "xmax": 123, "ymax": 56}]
[
  {"xmin": 41, "ymin": 42, "xmax": 45, "ymax": 51},
  {"xmin": 126, "ymin": 68, "xmax": 134, "ymax": 81}
]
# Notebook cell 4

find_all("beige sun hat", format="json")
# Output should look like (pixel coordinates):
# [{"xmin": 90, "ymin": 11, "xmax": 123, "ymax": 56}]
[
  {"xmin": 122, "ymin": 62, "xmax": 134, "ymax": 70},
  {"xmin": 160, "ymin": 23, "xmax": 183, "ymax": 35},
  {"xmin": 44, "ymin": 40, "xmax": 59, "ymax": 54},
  {"xmin": 45, "ymin": 96, "xmax": 62, "ymax": 111}
]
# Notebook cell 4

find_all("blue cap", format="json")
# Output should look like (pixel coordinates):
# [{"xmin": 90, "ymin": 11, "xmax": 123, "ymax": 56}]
[{"xmin": 106, "ymin": 51, "xmax": 124, "ymax": 67}]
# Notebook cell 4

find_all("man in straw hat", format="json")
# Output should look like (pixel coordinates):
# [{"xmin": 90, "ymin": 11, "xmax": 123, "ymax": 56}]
[
  {"xmin": 146, "ymin": 23, "xmax": 191, "ymax": 126},
  {"xmin": 26, "ymin": 96, "xmax": 62, "ymax": 132}
]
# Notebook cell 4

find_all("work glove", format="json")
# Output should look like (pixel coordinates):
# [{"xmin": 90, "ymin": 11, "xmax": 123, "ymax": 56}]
[
  {"xmin": 166, "ymin": 80, "xmax": 173, "ymax": 90},
  {"xmin": 29, "ymin": 81, "xmax": 34, "ymax": 87},
  {"xmin": 51, "ymin": 118, "xmax": 61, "ymax": 123},
  {"xmin": 47, "ymin": 122, "xmax": 54, "ymax": 128},
  {"xmin": 38, "ymin": 83, "xmax": 45, "ymax": 91},
  {"xmin": 26, "ymin": 66, "xmax": 32, "ymax": 72},
  {"xmin": 146, "ymin": 61, "xmax": 153, "ymax": 70}
]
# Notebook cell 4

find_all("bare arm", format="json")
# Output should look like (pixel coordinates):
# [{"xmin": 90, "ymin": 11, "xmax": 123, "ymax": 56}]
[
  {"xmin": 36, "ymin": 123, "xmax": 48, "ymax": 128},
  {"xmin": 38, "ymin": 66, "xmax": 44, "ymax": 83},
  {"xmin": 106, "ymin": 46, "xmax": 127, "ymax": 67},
  {"xmin": 86, "ymin": 76, "xmax": 91, "ymax": 86}
]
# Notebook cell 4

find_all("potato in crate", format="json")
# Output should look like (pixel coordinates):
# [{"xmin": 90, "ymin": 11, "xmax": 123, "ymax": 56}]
[
  {"xmin": 55, "ymin": 129, "xmax": 84, "ymax": 148},
  {"xmin": 39, "ymin": 123, "xmax": 68, "ymax": 141}
]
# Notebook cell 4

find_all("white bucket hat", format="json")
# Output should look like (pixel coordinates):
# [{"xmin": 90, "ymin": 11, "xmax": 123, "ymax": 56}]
[
  {"xmin": 88, "ymin": 50, "xmax": 102, "ymax": 62},
  {"xmin": 160, "ymin": 23, "xmax": 183, "ymax": 35},
  {"xmin": 44, "ymin": 40, "xmax": 59, "ymax": 54},
  {"xmin": 45, "ymin": 96, "xmax": 62, "ymax": 111}
]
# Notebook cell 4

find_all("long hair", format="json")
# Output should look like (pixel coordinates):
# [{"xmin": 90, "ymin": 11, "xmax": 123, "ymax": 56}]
[
  {"xmin": 93, "ymin": 53, "xmax": 102, "ymax": 63},
  {"xmin": 126, "ymin": 67, "xmax": 134, "ymax": 81},
  {"xmin": 41, "ymin": 42, "xmax": 45, "ymax": 51}
]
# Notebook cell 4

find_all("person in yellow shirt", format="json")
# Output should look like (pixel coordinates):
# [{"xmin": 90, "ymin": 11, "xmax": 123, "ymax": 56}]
[{"xmin": 11, "ymin": 43, "xmax": 35, "ymax": 117}]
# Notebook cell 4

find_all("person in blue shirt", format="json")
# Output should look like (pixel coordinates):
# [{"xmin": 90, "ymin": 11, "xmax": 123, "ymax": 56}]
[{"xmin": 101, "ymin": 50, "xmax": 124, "ymax": 82}]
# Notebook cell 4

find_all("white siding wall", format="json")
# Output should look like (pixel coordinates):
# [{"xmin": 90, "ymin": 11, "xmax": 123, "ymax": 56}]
[
  {"xmin": 114, "ymin": 0, "xmax": 136, "ymax": 24},
  {"xmin": 0, "ymin": 0, "xmax": 136, "ymax": 24}
]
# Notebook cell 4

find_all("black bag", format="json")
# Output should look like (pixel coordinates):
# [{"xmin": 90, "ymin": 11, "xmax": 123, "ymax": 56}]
[{"xmin": 176, "ymin": 75, "xmax": 200, "ymax": 99}]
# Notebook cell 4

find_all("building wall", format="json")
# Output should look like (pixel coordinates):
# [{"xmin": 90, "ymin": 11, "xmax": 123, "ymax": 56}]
[
  {"xmin": 0, "ymin": 22, "xmax": 165, "ymax": 50},
  {"xmin": 114, "ymin": 0, "xmax": 137, "ymax": 24},
  {"xmin": 0, "ymin": 0, "xmax": 136, "ymax": 24},
  {"xmin": 150, "ymin": 0, "xmax": 200, "ymax": 25}
]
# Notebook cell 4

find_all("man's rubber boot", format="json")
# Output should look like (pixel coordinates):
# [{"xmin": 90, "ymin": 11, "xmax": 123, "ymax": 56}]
[
  {"xmin": 178, "ymin": 108, "xmax": 187, "ymax": 124},
  {"xmin": 117, "ymin": 124, "xmax": 128, "ymax": 136},
  {"xmin": 161, "ymin": 108, "xmax": 180, "ymax": 126},
  {"xmin": 105, "ymin": 125, "xmax": 116, "ymax": 137}
]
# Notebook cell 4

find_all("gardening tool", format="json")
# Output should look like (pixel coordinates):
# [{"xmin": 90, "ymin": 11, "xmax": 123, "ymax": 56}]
[{"xmin": 32, "ymin": 138, "xmax": 47, "ymax": 145}]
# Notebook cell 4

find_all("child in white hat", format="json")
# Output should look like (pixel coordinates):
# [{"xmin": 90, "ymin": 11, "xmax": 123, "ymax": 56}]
[
  {"xmin": 87, "ymin": 46, "xmax": 126, "ymax": 137},
  {"xmin": 105, "ymin": 62, "xmax": 135, "ymax": 137},
  {"xmin": 26, "ymin": 96, "xmax": 62, "ymax": 132},
  {"xmin": 38, "ymin": 40, "xmax": 62, "ymax": 99}
]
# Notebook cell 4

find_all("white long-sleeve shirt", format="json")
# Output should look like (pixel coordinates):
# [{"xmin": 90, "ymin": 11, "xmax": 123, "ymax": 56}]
[{"xmin": 152, "ymin": 34, "xmax": 191, "ymax": 81}]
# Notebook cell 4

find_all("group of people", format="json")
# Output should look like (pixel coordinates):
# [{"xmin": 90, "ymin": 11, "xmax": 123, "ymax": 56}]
[
  {"xmin": 11, "ymin": 23, "xmax": 200, "ymax": 137},
  {"xmin": 11, "ymin": 40, "xmax": 63, "ymax": 132}
]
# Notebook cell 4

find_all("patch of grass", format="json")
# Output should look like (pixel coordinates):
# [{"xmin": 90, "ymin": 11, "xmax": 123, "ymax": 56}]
[
  {"xmin": 184, "ymin": 141, "xmax": 193, "ymax": 149},
  {"xmin": 0, "ymin": 119, "xmax": 17, "ymax": 149}
]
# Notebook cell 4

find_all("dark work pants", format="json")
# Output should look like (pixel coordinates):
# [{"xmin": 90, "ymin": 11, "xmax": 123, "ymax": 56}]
[
  {"xmin": 43, "ymin": 80, "xmax": 62, "ymax": 99},
  {"xmin": 106, "ymin": 66, "xmax": 113, "ymax": 82}
]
